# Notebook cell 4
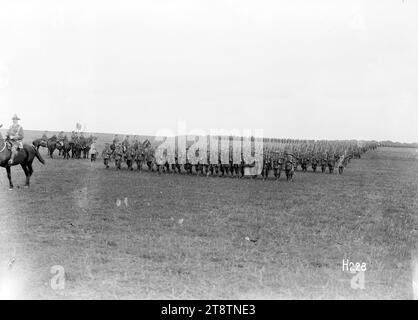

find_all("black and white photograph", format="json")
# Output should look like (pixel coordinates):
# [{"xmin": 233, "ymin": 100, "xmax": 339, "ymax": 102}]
[{"xmin": 0, "ymin": 0, "xmax": 417, "ymax": 303}]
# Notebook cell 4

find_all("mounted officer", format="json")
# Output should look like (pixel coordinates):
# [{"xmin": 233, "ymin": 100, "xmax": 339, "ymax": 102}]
[
  {"xmin": 132, "ymin": 135, "xmax": 140, "ymax": 150},
  {"xmin": 7, "ymin": 114, "xmax": 24, "ymax": 165},
  {"xmin": 71, "ymin": 131, "xmax": 78, "ymax": 143},
  {"xmin": 79, "ymin": 132, "xmax": 86, "ymax": 144},
  {"xmin": 121, "ymin": 135, "xmax": 130, "ymax": 152},
  {"xmin": 41, "ymin": 131, "xmax": 48, "ymax": 143},
  {"xmin": 112, "ymin": 134, "xmax": 120, "ymax": 145},
  {"xmin": 57, "ymin": 131, "xmax": 65, "ymax": 147}
]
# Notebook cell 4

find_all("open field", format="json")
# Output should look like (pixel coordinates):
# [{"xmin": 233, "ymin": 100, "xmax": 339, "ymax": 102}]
[{"xmin": 0, "ymin": 142, "xmax": 417, "ymax": 299}]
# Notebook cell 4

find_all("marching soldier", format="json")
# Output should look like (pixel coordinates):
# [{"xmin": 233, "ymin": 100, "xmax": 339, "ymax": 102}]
[
  {"xmin": 311, "ymin": 156, "xmax": 318, "ymax": 172},
  {"xmin": 6, "ymin": 114, "xmax": 24, "ymax": 165},
  {"xmin": 114, "ymin": 143, "xmax": 123, "ymax": 169},
  {"xmin": 102, "ymin": 143, "xmax": 112, "ymax": 168},
  {"xmin": 125, "ymin": 145, "xmax": 135, "ymax": 170},
  {"xmin": 90, "ymin": 140, "xmax": 98, "ymax": 162}
]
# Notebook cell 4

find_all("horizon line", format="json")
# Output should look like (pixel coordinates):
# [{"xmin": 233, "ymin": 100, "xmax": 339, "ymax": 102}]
[{"xmin": 1, "ymin": 127, "xmax": 416, "ymax": 145}]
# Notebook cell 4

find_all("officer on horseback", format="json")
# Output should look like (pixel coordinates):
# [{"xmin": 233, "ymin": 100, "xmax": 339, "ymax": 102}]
[
  {"xmin": 57, "ymin": 131, "xmax": 65, "ymax": 147},
  {"xmin": 7, "ymin": 114, "xmax": 24, "ymax": 165},
  {"xmin": 71, "ymin": 131, "xmax": 78, "ymax": 143},
  {"xmin": 122, "ymin": 135, "xmax": 130, "ymax": 149},
  {"xmin": 41, "ymin": 131, "xmax": 48, "ymax": 143},
  {"xmin": 113, "ymin": 134, "xmax": 120, "ymax": 145}
]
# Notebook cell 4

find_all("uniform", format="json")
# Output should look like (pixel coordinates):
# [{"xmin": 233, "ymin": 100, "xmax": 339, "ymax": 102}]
[
  {"xmin": 102, "ymin": 146, "xmax": 112, "ymax": 159},
  {"xmin": 57, "ymin": 131, "xmax": 65, "ymax": 141},
  {"xmin": 41, "ymin": 132, "xmax": 48, "ymax": 143},
  {"xmin": 7, "ymin": 114, "xmax": 24, "ymax": 165},
  {"xmin": 125, "ymin": 146, "xmax": 135, "ymax": 161},
  {"xmin": 79, "ymin": 134, "xmax": 86, "ymax": 145},
  {"xmin": 114, "ymin": 144, "xmax": 123, "ymax": 169},
  {"xmin": 102, "ymin": 145, "xmax": 112, "ymax": 168},
  {"xmin": 56, "ymin": 131, "xmax": 65, "ymax": 148},
  {"xmin": 89, "ymin": 142, "xmax": 98, "ymax": 161},
  {"xmin": 58, "ymin": 131, "xmax": 65, "ymax": 139},
  {"xmin": 121, "ymin": 136, "xmax": 130, "ymax": 151},
  {"xmin": 71, "ymin": 132, "xmax": 77, "ymax": 142}
]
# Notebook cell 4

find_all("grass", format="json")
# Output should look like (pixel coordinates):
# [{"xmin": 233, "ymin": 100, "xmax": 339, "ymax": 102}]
[{"xmin": 0, "ymin": 136, "xmax": 417, "ymax": 299}]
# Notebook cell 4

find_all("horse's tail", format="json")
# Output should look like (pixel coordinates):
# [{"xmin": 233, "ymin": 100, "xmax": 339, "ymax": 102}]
[{"xmin": 34, "ymin": 147, "xmax": 45, "ymax": 165}]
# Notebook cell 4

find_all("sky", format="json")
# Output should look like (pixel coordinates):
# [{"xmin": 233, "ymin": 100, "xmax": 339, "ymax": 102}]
[{"xmin": 0, "ymin": 0, "xmax": 417, "ymax": 142}]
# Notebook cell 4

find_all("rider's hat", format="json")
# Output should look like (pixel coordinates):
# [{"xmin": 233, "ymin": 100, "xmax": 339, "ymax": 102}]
[{"xmin": 12, "ymin": 114, "xmax": 20, "ymax": 120}]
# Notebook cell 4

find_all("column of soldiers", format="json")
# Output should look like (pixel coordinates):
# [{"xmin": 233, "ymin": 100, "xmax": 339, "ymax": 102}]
[
  {"xmin": 37, "ymin": 130, "xmax": 98, "ymax": 159},
  {"xmin": 101, "ymin": 136, "xmax": 379, "ymax": 180},
  {"xmin": 103, "ymin": 135, "xmax": 144, "ymax": 170}
]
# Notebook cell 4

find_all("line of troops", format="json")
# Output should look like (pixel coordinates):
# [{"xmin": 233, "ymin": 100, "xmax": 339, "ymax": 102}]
[
  {"xmin": 39, "ymin": 130, "xmax": 96, "ymax": 147},
  {"xmin": 100, "ymin": 136, "xmax": 379, "ymax": 180},
  {"xmin": 261, "ymin": 139, "xmax": 376, "ymax": 178}
]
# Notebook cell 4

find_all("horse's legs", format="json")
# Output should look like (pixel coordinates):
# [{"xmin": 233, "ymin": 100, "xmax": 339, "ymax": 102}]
[
  {"xmin": 27, "ymin": 162, "xmax": 34, "ymax": 176},
  {"xmin": 6, "ymin": 165, "xmax": 13, "ymax": 189},
  {"xmin": 21, "ymin": 164, "xmax": 30, "ymax": 187}
]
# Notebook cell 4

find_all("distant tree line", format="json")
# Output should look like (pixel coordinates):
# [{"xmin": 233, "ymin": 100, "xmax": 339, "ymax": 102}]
[{"xmin": 379, "ymin": 141, "xmax": 418, "ymax": 148}]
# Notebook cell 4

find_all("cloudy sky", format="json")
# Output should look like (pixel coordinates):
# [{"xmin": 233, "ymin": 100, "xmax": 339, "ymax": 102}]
[{"xmin": 0, "ymin": 0, "xmax": 417, "ymax": 142}]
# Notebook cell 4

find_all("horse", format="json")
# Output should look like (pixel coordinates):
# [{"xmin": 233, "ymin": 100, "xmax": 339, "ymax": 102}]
[
  {"xmin": 47, "ymin": 136, "xmax": 60, "ymax": 159},
  {"xmin": 143, "ymin": 139, "xmax": 152, "ymax": 149},
  {"xmin": 32, "ymin": 138, "xmax": 47, "ymax": 151},
  {"xmin": 81, "ymin": 137, "xmax": 93, "ymax": 159},
  {"xmin": 0, "ymin": 132, "xmax": 45, "ymax": 189},
  {"xmin": 61, "ymin": 139, "xmax": 71, "ymax": 160},
  {"xmin": 71, "ymin": 141, "xmax": 82, "ymax": 159}
]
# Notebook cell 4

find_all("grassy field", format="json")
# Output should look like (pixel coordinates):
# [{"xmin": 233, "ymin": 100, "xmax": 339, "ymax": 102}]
[{"xmin": 0, "ymin": 132, "xmax": 417, "ymax": 299}]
